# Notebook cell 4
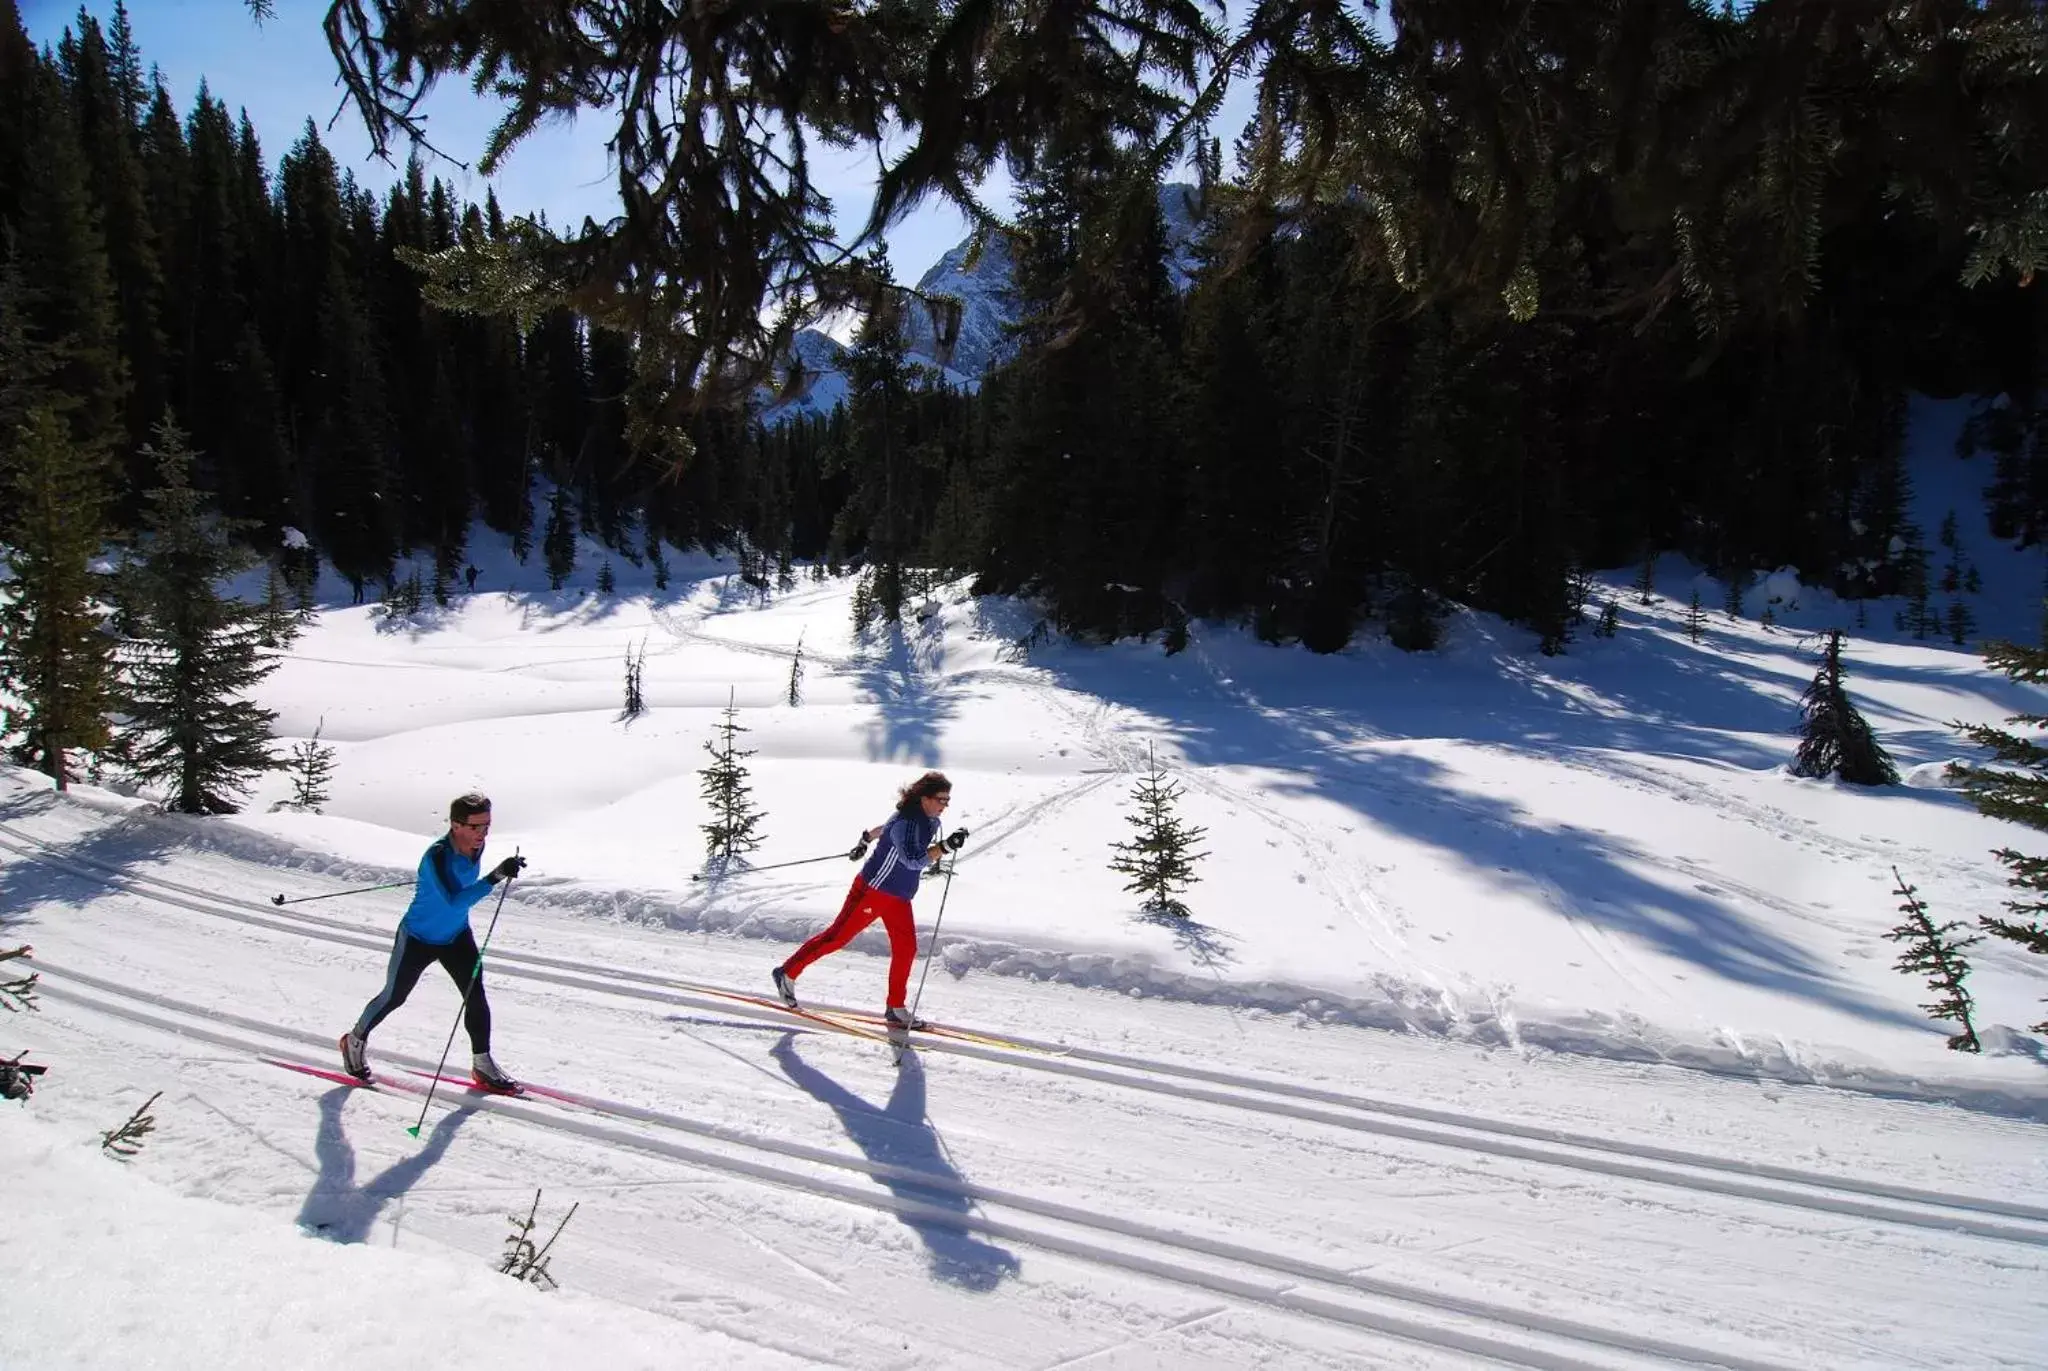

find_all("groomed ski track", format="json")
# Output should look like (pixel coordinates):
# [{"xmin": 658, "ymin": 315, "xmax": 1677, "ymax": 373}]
[{"xmin": 4, "ymin": 813, "xmax": 2044, "ymax": 1369}]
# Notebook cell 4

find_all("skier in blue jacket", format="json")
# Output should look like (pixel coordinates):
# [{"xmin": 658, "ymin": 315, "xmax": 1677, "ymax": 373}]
[{"xmin": 339, "ymin": 793, "xmax": 525, "ymax": 1089}]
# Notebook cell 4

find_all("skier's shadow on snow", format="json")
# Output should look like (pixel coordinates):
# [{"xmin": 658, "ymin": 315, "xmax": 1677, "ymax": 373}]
[
  {"xmin": 770, "ymin": 1033, "xmax": 1019, "ymax": 1291},
  {"xmin": 296, "ymin": 1087, "xmax": 473, "ymax": 1244}
]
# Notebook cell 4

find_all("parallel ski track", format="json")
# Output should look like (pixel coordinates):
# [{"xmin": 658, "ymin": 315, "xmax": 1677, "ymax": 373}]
[
  {"xmin": 5, "ymin": 819, "xmax": 2046, "ymax": 1251},
  {"xmin": 34, "ymin": 961, "xmax": 1793, "ymax": 1371}
]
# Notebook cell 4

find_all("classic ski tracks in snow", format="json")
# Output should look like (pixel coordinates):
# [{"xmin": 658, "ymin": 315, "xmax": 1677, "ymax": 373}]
[
  {"xmin": 33, "ymin": 959, "xmax": 1800, "ymax": 1371},
  {"xmin": 5, "ymin": 820, "xmax": 2043, "ymax": 1250}
]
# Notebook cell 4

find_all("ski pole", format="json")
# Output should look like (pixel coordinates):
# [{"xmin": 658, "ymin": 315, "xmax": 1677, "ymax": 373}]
[
  {"xmin": 690, "ymin": 842, "xmax": 866, "ymax": 881},
  {"xmin": 409, "ymin": 848, "xmax": 518, "ymax": 1139},
  {"xmin": 272, "ymin": 879, "xmax": 413, "ymax": 906},
  {"xmin": 904, "ymin": 856, "xmax": 956, "ymax": 1031}
]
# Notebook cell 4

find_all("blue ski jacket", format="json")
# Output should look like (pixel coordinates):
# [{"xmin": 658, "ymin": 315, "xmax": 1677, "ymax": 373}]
[
  {"xmin": 400, "ymin": 836, "xmax": 495, "ymax": 944},
  {"xmin": 858, "ymin": 811, "xmax": 943, "ymax": 901}
]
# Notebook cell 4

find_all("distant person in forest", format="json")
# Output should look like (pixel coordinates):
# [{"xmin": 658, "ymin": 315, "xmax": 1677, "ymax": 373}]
[
  {"xmin": 772, "ymin": 771, "xmax": 968, "ymax": 1029},
  {"xmin": 339, "ymin": 793, "xmax": 526, "ymax": 1089},
  {"xmin": 464, "ymin": 565, "xmax": 479, "ymax": 593}
]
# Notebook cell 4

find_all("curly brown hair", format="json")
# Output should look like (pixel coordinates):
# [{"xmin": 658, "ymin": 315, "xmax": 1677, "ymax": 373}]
[{"xmin": 894, "ymin": 770, "xmax": 952, "ymax": 816}]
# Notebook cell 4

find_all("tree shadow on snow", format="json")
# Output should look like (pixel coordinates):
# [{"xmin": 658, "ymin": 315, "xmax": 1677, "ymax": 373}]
[
  {"xmin": 0, "ymin": 790, "xmax": 188, "ymax": 925},
  {"xmin": 295, "ymin": 1088, "xmax": 473, "ymax": 1244},
  {"xmin": 1138, "ymin": 909, "xmax": 1237, "ymax": 972},
  {"xmin": 1029, "ymin": 644, "xmax": 1925, "ymax": 1030},
  {"xmin": 847, "ymin": 621, "xmax": 958, "ymax": 766},
  {"xmin": 770, "ymin": 1033, "xmax": 1019, "ymax": 1291}
]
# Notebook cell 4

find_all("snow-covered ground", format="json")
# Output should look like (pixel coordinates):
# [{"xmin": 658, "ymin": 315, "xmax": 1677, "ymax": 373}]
[{"xmin": 4, "ymin": 395, "xmax": 2047, "ymax": 1367}]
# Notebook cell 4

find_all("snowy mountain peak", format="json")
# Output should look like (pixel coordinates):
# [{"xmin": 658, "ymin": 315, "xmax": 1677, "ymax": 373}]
[{"xmin": 766, "ymin": 182, "xmax": 1203, "ymax": 420}]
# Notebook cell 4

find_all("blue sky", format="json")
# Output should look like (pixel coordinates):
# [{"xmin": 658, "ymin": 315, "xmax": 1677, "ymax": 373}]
[{"xmin": 23, "ymin": 0, "xmax": 1011, "ymax": 281}]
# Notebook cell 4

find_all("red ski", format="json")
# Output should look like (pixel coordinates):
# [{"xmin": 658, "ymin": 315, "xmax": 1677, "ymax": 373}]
[
  {"xmin": 403, "ymin": 1068, "xmax": 539, "ymax": 1101},
  {"xmin": 262, "ymin": 1056, "xmax": 403, "ymax": 1091}
]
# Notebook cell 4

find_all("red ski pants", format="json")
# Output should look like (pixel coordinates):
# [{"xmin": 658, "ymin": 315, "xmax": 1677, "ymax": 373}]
[{"xmin": 783, "ymin": 877, "xmax": 917, "ymax": 1007}]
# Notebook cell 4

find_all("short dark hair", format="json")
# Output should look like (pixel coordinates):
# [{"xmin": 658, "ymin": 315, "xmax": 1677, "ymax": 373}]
[
  {"xmin": 449, "ymin": 792, "xmax": 492, "ymax": 824},
  {"xmin": 895, "ymin": 770, "xmax": 951, "ymax": 815}
]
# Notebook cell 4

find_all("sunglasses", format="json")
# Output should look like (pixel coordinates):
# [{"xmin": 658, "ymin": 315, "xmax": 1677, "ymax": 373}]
[{"xmin": 455, "ymin": 818, "xmax": 492, "ymax": 831}]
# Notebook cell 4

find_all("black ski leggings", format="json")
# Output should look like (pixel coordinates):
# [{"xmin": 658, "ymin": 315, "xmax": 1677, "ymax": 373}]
[{"xmin": 353, "ymin": 926, "xmax": 492, "ymax": 1053}]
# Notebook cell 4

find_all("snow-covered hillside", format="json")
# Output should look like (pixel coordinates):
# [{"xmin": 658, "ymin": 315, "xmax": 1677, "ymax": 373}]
[{"xmin": 5, "ymin": 395, "xmax": 2047, "ymax": 1367}]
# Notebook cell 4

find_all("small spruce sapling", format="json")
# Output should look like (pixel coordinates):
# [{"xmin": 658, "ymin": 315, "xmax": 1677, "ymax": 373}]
[
  {"xmin": 786, "ymin": 634, "xmax": 805, "ymax": 707},
  {"xmin": 1883, "ymin": 867, "xmax": 1982, "ymax": 1052},
  {"xmin": 287, "ymin": 718, "xmax": 338, "ymax": 812},
  {"xmin": 622, "ymin": 639, "xmax": 647, "ymax": 719},
  {"xmin": 1685, "ymin": 589, "xmax": 1706, "ymax": 642},
  {"xmin": 1108, "ymin": 743, "xmax": 1210, "ymax": 918},
  {"xmin": 101, "ymin": 1091, "xmax": 161, "ymax": 1158},
  {"xmin": 698, "ymin": 689, "xmax": 766, "ymax": 869},
  {"xmin": 1723, "ymin": 569, "xmax": 1750, "ymax": 620},
  {"xmin": 258, "ymin": 563, "xmax": 301, "ymax": 650},
  {"xmin": 1791, "ymin": 629, "xmax": 1898, "ymax": 785},
  {"xmin": 1946, "ymin": 599, "xmax": 1975, "ymax": 647},
  {"xmin": 1949, "ymin": 637, "xmax": 2048, "ymax": 1032},
  {"xmin": 1, "ymin": 945, "xmax": 37, "ymax": 1012},
  {"xmin": 499, "ymin": 1188, "xmax": 578, "ymax": 1289}
]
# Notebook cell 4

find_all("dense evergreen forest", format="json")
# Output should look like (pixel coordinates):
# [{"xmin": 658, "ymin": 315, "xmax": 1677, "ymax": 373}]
[{"xmin": 4, "ymin": 0, "xmax": 2047, "ymax": 662}]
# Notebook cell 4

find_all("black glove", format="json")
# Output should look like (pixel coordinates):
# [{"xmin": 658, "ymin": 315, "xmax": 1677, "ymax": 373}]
[
  {"xmin": 943, "ymin": 828, "xmax": 970, "ymax": 852},
  {"xmin": 849, "ymin": 834, "xmax": 870, "ymax": 861},
  {"xmin": 488, "ymin": 854, "xmax": 527, "ymax": 883}
]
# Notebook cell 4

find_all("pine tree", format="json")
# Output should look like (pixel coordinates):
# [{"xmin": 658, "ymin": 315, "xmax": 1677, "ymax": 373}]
[
  {"xmin": 0, "ymin": 407, "xmax": 116, "ymax": 787},
  {"xmin": 1723, "ymin": 569, "xmax": 1750, "ymax": 619},
  {"xmin": 1945, "ymin": 599, "xmax": 1976, "ymax": 647},
  {"xmin": 1950, "ymin": 638, "xmax": 2048, "ymax": 1031},
  {"xmin": 1685, "ymin": 589, "xmax": 1706, "ymax": 642},
  {"xmin": 621, "ymin": 639, "xmax": 646, "ymax": 719},
  {"xmin": 12, "ymin": 56, "xmax": 128, "ymax": 459},
  {"xmin": 1883, "ymin": 867, "xmax": 1982, "ymax": 1052},
  {"xmin": 698, "ymin": 689, "xmax": 765, "ymax": 868},
  {"xmin": 1593, "ymin": 600, "xmax": 1620, "ymax": 638},
  {"xmin": 827, "ymin": 249, "xmax": 924, "ymax": 625},
  {"xmin": 116, "ymin": 418, "xmax": 284, "ymax": 814},
  {"xmin": 256, "ymin": 561, "xmax": 301, "ymax": 650},
  {"xmin": 278, "ymin": 123, "xmax": 394, "ymax": 588},
  {"xmin": 1634, "ymin": 552, "xmax": 1656, "ymax": 605},
  {"xmin": 1790, "ymin": 630, "xmax": 1897, "ymax": 786},
  {"xmin": 1938, "ymin": 511, "xmax": 1962, "ymax": 593},
  {"xmin": 1108, "ymin": 743, "xmax": 1210, "ymax": 918},
  {"xmin": 786, "ymin": 633, "xmax": 804, "ymax": 707},
  {"xmin": 286, "ymin": 718, "xmax": 338, "ymax": 812},
  {"xmin": 543, "ymin": 485, "xmax": 576, "ymax": 590},
  {"xmin": 58, "ymin": 10, "xmax": 166, "ymax": 460},
  {"xmin": 596, "ymin": 558, "xmax": 615, "ymax": 595},
  {"xmin": 849, "ymin": 568, "xmax": 877, "ymax": 635},
  {"xmin": 1899, "ymin": 533, "xmax": 1934, "ymax": 639},
  {"xmin": 647, "ymin": 535, "xmax": 670, "ymax": 592}
]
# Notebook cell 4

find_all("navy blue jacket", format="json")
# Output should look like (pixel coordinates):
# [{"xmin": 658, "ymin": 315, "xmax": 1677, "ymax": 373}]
[{"xmin": 858, "ymin": 812, "xmax": 942, "ymax": 900}]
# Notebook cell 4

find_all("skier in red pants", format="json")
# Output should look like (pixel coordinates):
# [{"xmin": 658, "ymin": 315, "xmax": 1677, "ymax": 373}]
[{"xmin": 773, "ymin": 770, "xmax": 968, "ymax": 1029}]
